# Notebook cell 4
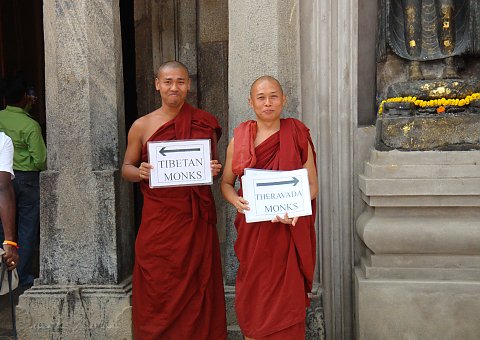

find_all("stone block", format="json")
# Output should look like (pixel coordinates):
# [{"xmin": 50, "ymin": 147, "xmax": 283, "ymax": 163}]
[
  {"xmin": 368, "ymin": 149, "xmax": 480, "ymax": 165},
  {"xmin": 376, "ymin": 115, "xmax": 480, "ymax": 151},
  {"xmin": 16, "ymin": 279, "xmax": 132, "ymax": 340},
  {"xmin": 355, "ymin": 268, "xmax": 480, "ymax": 340}
]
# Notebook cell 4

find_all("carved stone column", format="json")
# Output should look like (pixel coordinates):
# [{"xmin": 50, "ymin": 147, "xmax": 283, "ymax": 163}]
[
  {"xmin": 356, "ymin": 150, "xmax": 480, "ymax": 339},
  {"xmin": 16, "ymin": 1, "xmax": 134, "ymax": 338}
]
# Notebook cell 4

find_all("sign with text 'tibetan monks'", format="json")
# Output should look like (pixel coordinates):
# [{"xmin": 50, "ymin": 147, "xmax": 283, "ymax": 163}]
[
  {"xmin": 147, "ymin": 139, "xmax": 212, "ymax": 188},
  {"xmin": 241, "ymin": 168, "xmax": 312, "ymax": 223}
]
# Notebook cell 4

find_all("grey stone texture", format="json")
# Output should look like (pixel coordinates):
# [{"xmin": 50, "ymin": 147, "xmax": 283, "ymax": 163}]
[
  {"xmin": 228, "ymin": 0, "xmax": 300, "ymax": 139},
  {"xmin": 18, "ymin": 1, "xmax": 133, "ymax": 338},
  {"xmin": 17, "ymin": 280, "xmax": 132, "ymax": 340},
  {"xmin": 197, "ymin": 0, "xmax": 229, "ymax": 263},
  {"xmin": 299, "ymin": 0, "xmax": 361, "ymax": 338},
  {"xmin": 356, "ymin": 150, "xmax": 480, "ymax": 339},
  {"xmin": 377, "ymin": 115, "xmax": 480, "ymax": 151},
  {"xmin": 356, "ymin": 268, "xmax": 480, "ymax": 340}
]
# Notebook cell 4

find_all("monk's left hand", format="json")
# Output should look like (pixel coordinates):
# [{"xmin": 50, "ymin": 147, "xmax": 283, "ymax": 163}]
[
  {"xmin": 211, "ymin": 160, "xmax": 222, "ymax": 177},
  {"xmin": 272, "ymin": 212, "xmax": 299, "ymax": 226}
]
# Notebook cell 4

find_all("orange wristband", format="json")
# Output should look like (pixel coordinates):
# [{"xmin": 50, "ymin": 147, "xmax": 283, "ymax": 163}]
[{"xmin": 2, "ymin": 240, "xmax": 19, "ymax": 249}]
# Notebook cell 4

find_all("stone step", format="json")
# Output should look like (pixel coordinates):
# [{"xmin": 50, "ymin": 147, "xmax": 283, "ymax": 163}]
[
  {"xmin": 364, "ymin": 162, "xmax": 480, "ymax": 179},
  {"xmin": 369, "ymin": 149, "xmax": 480, "ymax": 165},
  {"xmin": 362, "ymin": 257, "xmax": 480, "ymax": 281},
  {"xmin": 359, "ymin": 175, "xmax": 480, "ymax": 196},
  {"xmin": 227, "ymin": 325, "xmax": 243, "ymax": 339},
  {"xmin": 224, "ymin": 285, "xmax": 238, "ymax": 326},
  {"xmin": 363, "ymin": 192, "xmax": 480, "ymax": 207},
  {"xmin": 369, "ymin": 254, "xmax": 480, "ymax": 268}
]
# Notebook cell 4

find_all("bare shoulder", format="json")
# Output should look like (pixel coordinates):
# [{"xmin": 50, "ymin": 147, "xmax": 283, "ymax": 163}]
[{"xmin": 128, "ymin": 109, "xmax": 163, "ymax": 139}]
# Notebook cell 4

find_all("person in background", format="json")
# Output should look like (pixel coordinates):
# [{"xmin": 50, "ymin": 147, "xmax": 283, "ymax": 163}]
[{"xmin": 0, "ymin": 74, "xmax": 46, "ymax": 287}]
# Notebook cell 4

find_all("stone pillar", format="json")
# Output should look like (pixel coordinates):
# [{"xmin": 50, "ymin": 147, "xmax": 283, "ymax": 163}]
[
  {"xmin": 356, "ymin": 150, "xmax": 480, "ymax": 339},
  {"xmin": 299, "ymin": 0, "xmax": 359, "ymax": 339},
  {"xmin": 17, "ymin": 1, "xmax": 134, "ymax": 339}
]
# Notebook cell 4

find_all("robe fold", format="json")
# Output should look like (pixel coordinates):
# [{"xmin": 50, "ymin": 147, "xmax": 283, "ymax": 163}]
[
  {"xmin": 133, "ymin": 102, "xmax": 226, "ymax": 340},
  {"xmin": 233, "ymin": 118, "xmax": 317, "ymax": 339}
]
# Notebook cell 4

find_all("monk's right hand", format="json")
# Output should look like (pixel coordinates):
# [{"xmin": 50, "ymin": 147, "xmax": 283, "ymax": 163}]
[
  {"xmin": 138, "ymin": 162, "xmax": 154, "ymax": 181},
  {"xmin": 234, "ymin": 196, "xmax": 250, "ymax": 214}
]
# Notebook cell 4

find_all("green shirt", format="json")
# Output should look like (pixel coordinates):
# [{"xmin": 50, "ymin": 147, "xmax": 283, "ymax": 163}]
[{"xmin": 0, "ymin": 106, "xmax": 46, "ymax": 171}]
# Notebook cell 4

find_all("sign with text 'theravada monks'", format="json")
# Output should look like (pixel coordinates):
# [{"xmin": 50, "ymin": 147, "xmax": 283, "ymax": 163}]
[
  {"xmin": 147, "ymin": 139, "xmax": 212, "ymax": 188},
  {"xmin": 241, "ymin": 168, "xmax": 312, "ymax": 223}
]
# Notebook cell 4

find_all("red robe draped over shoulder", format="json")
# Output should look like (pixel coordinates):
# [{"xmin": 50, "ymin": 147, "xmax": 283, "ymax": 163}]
[
  {"xmin": 233, "ymin": 118, "xmax": 317, "ymax": 340},
  {"xmin": 133, "ymin": 103, "xmax": 227, "ymax": 340}
]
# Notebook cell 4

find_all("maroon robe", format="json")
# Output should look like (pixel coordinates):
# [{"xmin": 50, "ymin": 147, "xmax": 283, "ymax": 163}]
[
  {"xmin": 233, "ymin": 118, "xmax": 317, "ymax": 339},
  {"xmin": 132, "ymin": 103, "xmax": 227, "ymax": 339}
]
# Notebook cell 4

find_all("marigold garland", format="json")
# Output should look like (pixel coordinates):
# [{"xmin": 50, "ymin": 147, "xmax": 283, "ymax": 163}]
[{"xmin": 378, "ymin": 92, "xmax": 480, "ymax": 116}]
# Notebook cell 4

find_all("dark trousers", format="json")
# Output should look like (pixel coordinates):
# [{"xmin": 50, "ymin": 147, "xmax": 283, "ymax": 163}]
[{"xmin": 0, "ymin": 171, "xmax": 40, "ymax": 287}]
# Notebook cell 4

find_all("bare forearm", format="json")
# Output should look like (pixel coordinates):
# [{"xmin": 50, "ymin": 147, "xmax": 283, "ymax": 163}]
[
  {"xmin": 310, "ymin": 183, "xmax": 318, "ymax": 200},
  {"xmin": 0, "ymin": 184, "xmax": 16, "ymax": 241},
  {"xmin": 221, "ymin": 181, "xmax": 239, "ymax": 206},
  {"xmin": 122, "ymin": 164, "xmax": 141, "ymax": 182}
]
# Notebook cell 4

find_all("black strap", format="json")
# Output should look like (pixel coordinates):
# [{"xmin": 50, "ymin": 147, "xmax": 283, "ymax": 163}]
[{"xmin": 1, "ymin": 261, "xmax": 18, "ymax": 340}]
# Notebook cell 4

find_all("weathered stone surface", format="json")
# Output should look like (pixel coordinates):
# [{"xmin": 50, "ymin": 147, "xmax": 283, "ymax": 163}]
[
  {"xmin": 377, "ymin": 115, "xmax": 480, "ymax": 151},
  {"xmin": 306, "ymin": 288, "xmax": 326, "ymax": 340},
  {"xmin": 21, "ymin": 1, "xmax": 134, "ymax": 338},
  {"xmin": 356, "ymin": 268, "xmax": 480, "ymax": 340},
  {"xmin": 16, "ymin": 279, "xmax": 132, "ymax": 340}
]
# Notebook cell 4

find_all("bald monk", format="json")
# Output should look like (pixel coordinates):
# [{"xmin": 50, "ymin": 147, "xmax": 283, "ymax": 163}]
[
  {"xmin": 221, "ymin": 76, "xmax": 318, "ymax": 340},
  {"xmin": 122, "ymin": 61, "xmax": 227, "ymax": 339}
]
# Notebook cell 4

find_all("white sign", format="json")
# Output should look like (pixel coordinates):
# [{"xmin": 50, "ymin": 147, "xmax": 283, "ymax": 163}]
[
  {"xmin": 241, "ymin": 168, "xmax": 312, "ymax": 223},
  {"xmin": 147, "ymin": 139, "xmax": 212, "ymax": 187}
]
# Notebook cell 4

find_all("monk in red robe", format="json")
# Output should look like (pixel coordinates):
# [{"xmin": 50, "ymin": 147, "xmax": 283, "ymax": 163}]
[
  {"xmin": 122, "ymin": 61, "xmax": 226, "ymax": 339},
  {"xmin": 221, "ymin": 76, "xmax": 318, "ymax": 340}
]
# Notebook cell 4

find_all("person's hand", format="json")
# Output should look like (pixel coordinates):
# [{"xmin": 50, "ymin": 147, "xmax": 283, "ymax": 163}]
[
  {"xmin": 138, "ymin": 162, "xmax": 153, "ymax": 181},
  {"xmin": 2, "ymin": 244, "xmax": 19, "ymax": 271},
  {"xmin": 272, "ymin": 212, "xmax": 299, "ymax": 226},
  {"xmin": 233, "ymin": 196, "xmax": 250, "ymax": 214},
  {"xmin": 211, "ymin": 160, "xmax": 222, "ymax": 177}
]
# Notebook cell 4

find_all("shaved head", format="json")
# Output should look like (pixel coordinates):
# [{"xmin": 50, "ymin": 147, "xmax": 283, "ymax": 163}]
[
  {"xmin": 250, "ymin": 75, "xmax": 283, "ymax": 97},
  {"xmin": 156, "ymin": 60, "xmax": 190, "ymax": 78}
]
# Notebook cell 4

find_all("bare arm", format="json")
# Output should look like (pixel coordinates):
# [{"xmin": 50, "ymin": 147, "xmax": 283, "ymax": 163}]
[
  {"xmin": 121, "ymin": 120, "xmax": 153, "ymax": 183},
  {"xmin": 0, "ymin": 172, "xmax": 18, "ymax": 270},
  {"xmin": 220, "ymin": 138, "xmax": 249, "ymax": 213}
]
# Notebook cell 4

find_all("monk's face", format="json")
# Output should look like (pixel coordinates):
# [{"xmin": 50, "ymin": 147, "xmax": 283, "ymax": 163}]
[
  {"xmin": 249, "ymin": 79, "xmax": 286, "ymax": 123},
  {"xmin": 155, "ymin": 66, "xmax": 191, "ymax": 108}
]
